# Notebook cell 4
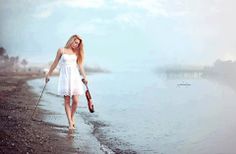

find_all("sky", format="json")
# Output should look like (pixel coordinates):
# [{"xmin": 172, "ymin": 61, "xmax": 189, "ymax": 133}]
[{"xmin": 0, "ymin": 0, "xmax": 236, "ymax": 72}]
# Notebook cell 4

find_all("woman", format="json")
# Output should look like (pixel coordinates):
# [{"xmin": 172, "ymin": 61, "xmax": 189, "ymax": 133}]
[{"xmin": 45, "ymin": 34, "xmax": 88, "ymax": 130}]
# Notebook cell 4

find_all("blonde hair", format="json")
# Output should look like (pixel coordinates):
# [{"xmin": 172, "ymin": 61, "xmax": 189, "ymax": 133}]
[{"xmin": 64, "ymin": 34, "xmax": 84, "ymax": 65}]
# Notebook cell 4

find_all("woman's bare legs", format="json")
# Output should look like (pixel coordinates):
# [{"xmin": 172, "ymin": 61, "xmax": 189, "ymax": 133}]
[
  {"xmin": 64, "ymin": 96, "xmax": 74, "ymax": 129},
  {"xmin": 71, "ymin": 95, "xmax": 79, "ymax": 127}
]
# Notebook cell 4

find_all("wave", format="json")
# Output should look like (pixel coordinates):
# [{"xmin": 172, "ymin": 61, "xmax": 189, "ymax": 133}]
[{"xmin": 79, "ymin": 111, "xmax": 137, "ymax": 154}]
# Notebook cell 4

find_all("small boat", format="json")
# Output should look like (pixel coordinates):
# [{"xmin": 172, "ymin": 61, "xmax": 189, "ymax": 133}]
[{"xmin": 177, "ymin": 82, "xmax": 191, "ymax": 87}]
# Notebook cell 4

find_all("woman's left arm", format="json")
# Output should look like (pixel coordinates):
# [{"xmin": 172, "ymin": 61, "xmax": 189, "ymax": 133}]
[{"xmin": 78, "ymin": 64, "xmax": 88, "ymax": 82}]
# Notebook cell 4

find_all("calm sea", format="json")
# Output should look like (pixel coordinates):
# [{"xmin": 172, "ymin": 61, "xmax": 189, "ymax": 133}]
[{"xmin": 28, "ymin": 70, "xmax": 236, "ymax": 154}]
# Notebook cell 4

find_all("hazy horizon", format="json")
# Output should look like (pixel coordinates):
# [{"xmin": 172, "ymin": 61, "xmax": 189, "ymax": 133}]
[{"xmin": 1, "ymin": 0, "xmax": 236, "ymax": 72}]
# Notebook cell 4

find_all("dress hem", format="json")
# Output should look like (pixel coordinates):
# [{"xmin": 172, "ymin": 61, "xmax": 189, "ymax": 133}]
[{"xmin": 57, "ymin": 91, "xmax": 85, "ymax": 97}]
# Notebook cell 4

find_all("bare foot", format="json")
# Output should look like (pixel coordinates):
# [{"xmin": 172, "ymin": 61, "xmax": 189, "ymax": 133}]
[
  {"xmin": 69, "ymin": 122, "xmax": 75, "ymax": 130},
  {"xmin": 68, "ymin": 125, "xmax": 75, "ymax": 130}
]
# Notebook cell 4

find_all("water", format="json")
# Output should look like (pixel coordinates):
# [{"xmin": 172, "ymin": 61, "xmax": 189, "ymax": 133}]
[{"xmin": 28, "ymin": 71, "xmax": 236, "ymax": 154}]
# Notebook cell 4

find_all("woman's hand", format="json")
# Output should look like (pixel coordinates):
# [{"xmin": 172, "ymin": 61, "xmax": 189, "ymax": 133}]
[
  {"xmin": 82, "ymin": 77, "xmax": 88, "ymax": 85},
  {"xmin": 45, "ymin": 74, "xmax": 50, "ymax": 83}
]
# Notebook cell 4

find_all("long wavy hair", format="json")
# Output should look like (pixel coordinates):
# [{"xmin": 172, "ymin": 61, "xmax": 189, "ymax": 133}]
[{"xmin": 64, "ymin": 34, "xmax": 84, "ymax": 65}]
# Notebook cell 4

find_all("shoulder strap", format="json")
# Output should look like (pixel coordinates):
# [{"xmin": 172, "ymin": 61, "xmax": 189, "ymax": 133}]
[{"xmin": 61, "ymin": 48, "xmax": 64, "ymax": 54}]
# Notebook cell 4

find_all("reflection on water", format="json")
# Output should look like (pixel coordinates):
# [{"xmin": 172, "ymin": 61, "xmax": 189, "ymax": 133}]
[
  {"xmin": 66, "ymin": 129, "xmax": 75, "ymax": 143},
  {"xmin": 28, "ymin": 71, "xmax": 236, "ymax": 154}
]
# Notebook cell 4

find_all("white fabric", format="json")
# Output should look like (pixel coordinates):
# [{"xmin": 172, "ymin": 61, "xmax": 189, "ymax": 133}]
[{"xmin": 57, "ymin": 48, "xmax": 85, "ymax": 96}]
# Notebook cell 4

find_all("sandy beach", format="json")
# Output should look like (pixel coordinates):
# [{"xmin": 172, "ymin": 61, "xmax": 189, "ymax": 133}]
[{"xmin": 0, "ymin": 73, "xmax": 79, "ymax": 154}]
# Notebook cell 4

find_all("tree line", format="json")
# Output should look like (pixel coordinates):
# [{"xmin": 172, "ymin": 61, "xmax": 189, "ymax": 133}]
[{"xmin": 0, "ymin": 47, "xmax": 28, "ymax": 72}]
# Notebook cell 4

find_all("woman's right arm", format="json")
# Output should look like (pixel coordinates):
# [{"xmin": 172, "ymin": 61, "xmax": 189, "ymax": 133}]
[{"xmin": 45, "ymin": 48, "xmax": 62, "ymax": 82}]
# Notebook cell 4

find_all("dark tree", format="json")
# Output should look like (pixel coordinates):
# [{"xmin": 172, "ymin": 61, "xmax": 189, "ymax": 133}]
[
  {"xmin": 0, "ymin": 47, "xmax": 6, "ymax": 56},
  {"xmin": 21, "ymin": 59, "xmax": 28, "ymax": 70}
]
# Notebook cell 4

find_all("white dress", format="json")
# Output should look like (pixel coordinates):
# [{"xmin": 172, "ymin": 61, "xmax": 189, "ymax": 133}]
[{"xmin": 57, "ymin": 48, "xmax": 85, "ymax": 96}]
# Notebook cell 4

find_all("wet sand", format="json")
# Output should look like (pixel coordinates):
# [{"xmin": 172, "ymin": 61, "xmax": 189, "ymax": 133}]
[{"xmin": 0, "ymin": 73, "xmax": 80, "ymax": 153}]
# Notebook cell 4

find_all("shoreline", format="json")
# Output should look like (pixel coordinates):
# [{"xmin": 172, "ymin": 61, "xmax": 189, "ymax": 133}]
[
  {"xmin": 0, "ymin": 72, "xmax": 137, "ymax": 154},
  {"xmin": 27, "ymin": 76, "xmax": 136, "ymax": 154},
  {"xmin": 0, "ymin": 74, "xmax": 79, "ymax": 153}
]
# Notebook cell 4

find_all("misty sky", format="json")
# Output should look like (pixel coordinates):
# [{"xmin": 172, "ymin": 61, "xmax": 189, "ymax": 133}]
[{"xmin": 0, "ymin": 0, "xmax": 235, "ymax": 72}]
